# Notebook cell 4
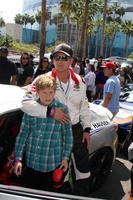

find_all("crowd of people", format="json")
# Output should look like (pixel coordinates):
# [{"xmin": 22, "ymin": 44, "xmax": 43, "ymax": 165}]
[
  {"xmin": 0, "ymin": 43, "xmax": 133, "ymax": 196},
  {"xmin": 0, "ymin": 45, "xmax": 132, "ymax": 102}
]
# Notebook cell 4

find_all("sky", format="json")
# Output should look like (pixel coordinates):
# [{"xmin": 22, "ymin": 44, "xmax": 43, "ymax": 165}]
[{"xmin": 0, "ymin": 0, "xmax": 23, "ymax": 23}]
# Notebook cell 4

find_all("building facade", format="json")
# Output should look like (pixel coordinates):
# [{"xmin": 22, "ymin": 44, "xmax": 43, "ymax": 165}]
[
  {"xmin": 22, "ymin": 0, "xmax": 133, "ymax": 57},
  {"xmin": 22, "ymin": 0, "xmax": 60, "ymax": 45},
  {"xmin": 0, "ymin": 23, "xmax": 22, "ymax": 42}
]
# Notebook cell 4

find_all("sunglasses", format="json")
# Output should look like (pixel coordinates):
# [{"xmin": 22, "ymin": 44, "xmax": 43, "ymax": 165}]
[
  {"xmin": 22, "ymin": 57, "xmax": 29, "ymax": 60},
  {"xmin": 53, "ymin": 55, "xmax": 70, "ymax": 61}
]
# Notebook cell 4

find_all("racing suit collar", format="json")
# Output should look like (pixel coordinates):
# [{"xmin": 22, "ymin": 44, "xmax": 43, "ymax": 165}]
[{"xmin": 51, "ymin": 68, "xmax": 79, "ymax": 86}]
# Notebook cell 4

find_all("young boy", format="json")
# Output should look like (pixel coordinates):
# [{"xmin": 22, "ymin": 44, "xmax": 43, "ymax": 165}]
[{"xmin": 14, "ymin": 74, "xmax": 73, "ymax": 191}]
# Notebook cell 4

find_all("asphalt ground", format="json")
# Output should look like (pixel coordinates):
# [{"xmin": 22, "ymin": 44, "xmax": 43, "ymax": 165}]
[{"xmin": 89, "ymin": 151, "xmax": 132, "ymax": 200}]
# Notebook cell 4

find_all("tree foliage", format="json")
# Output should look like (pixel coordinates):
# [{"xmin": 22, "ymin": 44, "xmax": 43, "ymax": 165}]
[
  {"xmin": 0, "ymin": 34, "xmax": 13, "ymax": 47},
  {"xmin": 0, "ymin": 17, "xmax": 5, "ymax": 27}
]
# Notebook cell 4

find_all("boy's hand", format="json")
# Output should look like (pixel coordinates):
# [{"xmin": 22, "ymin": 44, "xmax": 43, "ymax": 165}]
[
  {"xmin": 54, "ymin": 108, "xmax": 70, "ymax": 124},
  {"xmin": 59, "ymin": 160, "xmax": 68, "ymax": 172},
  {"xmin": 14, "ymin": 161, "xmax": 22, "ymax": 176}
]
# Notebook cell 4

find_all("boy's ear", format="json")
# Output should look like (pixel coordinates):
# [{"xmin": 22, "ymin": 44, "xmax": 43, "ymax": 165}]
[{"xmin": 35, "ymin": 88, "xmax": 39, "ymax": 95}]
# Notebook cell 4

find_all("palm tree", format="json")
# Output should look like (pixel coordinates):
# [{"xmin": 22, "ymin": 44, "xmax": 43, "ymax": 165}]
[
  {"xmin": 22, "ymin": 13, "xmax": 31, "ymax": 41},
  {"xmin": 35, "ymin": 10, "xmax": 42, "ymax": 25},
  {"xmin": 70, "ymin": 1, "xmax": 84, "ymax": 55},
  {"xmin": 109, "ymin": 21, "xmax": 121, "ymax": 57},
  {"xmin": 39, "ymin": 0, "xmax": 46, "ymax": 59},
  {"xmin": 29, "ymin": 15, "xmax": 35, "ymax": 43},
  {"xmin": 77, "ymin": 0, "xmax": 89, "ymax": 59},
  {"xmin": 22, "ymin": 13, "xmax": 30, "ymax": 29},
  {"xmin": 35, "ymin": 8, "xmax": 51, "ymax": 43},
  {"xmin": 0, "ymin": 17, "xmax": 5, "ymax": 37},
  {"xmin": 14, "ymin": 14, "xmax": 23, "ymax": 25},
  {"xmin": 60, "ymin": 0, "xmax": 76, "ymax": 43},
  {"xmin": 52, "ymin": 13, "xmax": 64, "ymax": 41},
  {"xmin": 100, "ymin": 0, "xmax": 107, "ymax": 57},
  {"xmin": 52, "ymin": 13, "xmax": 64, "ymax": 25},
  {"xmin": 35, "ymin": 10, "xmax": 42, "ymax": 43},
  {"xmin": 0, "ymin": 17, "xmax": 5, "ymax": 28},
  {"xmin": 94, "ymin": 17, "xmax": 103, "ymax": 58},
  {"xmin": 105, "ymin": 3, "xmax": 125, "ymax": 57},
  {"xmin": 121, "ymin": 20, "xmax": 133, "ymax": 57},
  {"xmin": 29, "ymin": 15, "xmax": 35, "ymax": 30}
]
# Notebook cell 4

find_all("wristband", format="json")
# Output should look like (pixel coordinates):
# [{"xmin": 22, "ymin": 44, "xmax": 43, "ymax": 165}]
[
  {"xmin": 83, "ymin": 127, "xmax": 91, "ymax": 133},
  {"xmin": 50, "ymin": 108, "xmax": 55, "ymax": 117},
  {"xmin": 47, "ymin": 106, "xmax": 51, "ymax": 117},
  {"xmin": 47, "ymin": 107, "xmax": 55, "ymax": 118}
]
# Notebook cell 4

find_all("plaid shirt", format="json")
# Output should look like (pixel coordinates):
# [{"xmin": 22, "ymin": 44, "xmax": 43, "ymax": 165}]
[{"xmin": 15, "ymin": 99, "xmax": 73, "ymax": 172}]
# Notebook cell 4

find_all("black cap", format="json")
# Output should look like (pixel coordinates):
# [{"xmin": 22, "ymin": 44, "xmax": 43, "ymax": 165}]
[
  {"xmin": 0, "ymin": 46, "xmax": 8, "ymax": 54},
  {"xmin": 52, "ymin": 43, "xmax": 73, "ymax": 57}
]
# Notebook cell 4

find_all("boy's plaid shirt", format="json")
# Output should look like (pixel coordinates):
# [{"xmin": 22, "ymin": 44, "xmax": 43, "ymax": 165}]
[{"xmin": 15, "ymin": 99, "xmax": 73, "ymax": 172}]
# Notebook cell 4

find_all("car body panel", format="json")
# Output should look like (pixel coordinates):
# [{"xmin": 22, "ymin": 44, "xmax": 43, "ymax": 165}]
[
  {"xmin": 0, "ymin": 184, "xmax": 102, "ymax": 200},
  {"xmin": 89, "ymin": 103, "xmax": 117, "ymax": 155},
  {"xmin": 7, "ymin": 54, "xmax": 21, "ymax": 64},
  {"xmin": 113, "ymin": 102, "xmax": 133, "ymax": 125},
  {"xmin": 0, "ymin": 85, "xmax": 25, "ymax": 116},
  {"xmin": 0, "ymin": 84, "xmax": 117, "ymax": 197},
  {"xmin": 93, "ymin": 84, "xmax": 133, "ymax": 159},
  {"xmin": 0, "ymin": 85, "xmax": 117, "ymax": 156}
]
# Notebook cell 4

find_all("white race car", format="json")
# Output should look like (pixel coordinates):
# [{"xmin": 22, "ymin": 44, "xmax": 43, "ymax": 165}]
[
  {"xmin": 93, "ymin": 84, "xmax": 133, "ymax": 159},
  {"xmin": 0, "ymin": 84, "xmax": 118, "ymax": 198},
  {"xmin": 113, "ymin": 84, "xmax": 133, "ymax": 158}
]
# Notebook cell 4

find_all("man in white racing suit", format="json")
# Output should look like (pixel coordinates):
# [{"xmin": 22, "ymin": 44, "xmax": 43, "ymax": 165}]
[{"xmin": 22, "ymin": 43, "xmax": 91, "ymax": 196}]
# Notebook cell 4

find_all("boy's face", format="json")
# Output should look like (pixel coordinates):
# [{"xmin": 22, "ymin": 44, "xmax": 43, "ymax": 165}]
[{"xmin": 37, "ymin": 87, "xmax": 55, "ymax": 106}]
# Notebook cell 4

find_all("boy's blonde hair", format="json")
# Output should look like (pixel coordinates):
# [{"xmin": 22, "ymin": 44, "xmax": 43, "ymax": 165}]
[{"xmin": 35, "ymin": 74, "xmax": 56, "ymax": 91}]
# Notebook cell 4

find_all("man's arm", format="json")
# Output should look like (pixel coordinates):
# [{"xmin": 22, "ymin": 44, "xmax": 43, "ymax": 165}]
[
  {"xmin": 10, "ymin": 62, "xmax": 18, "ymax": 85},
  {"xmin": 22, "ymin": 95, "xmax": 70, "ymax": 123},
  {"xmin": 78, "ymin": 80, "xmax": 92, "ymax": 145},
  {"xmin": 11, "ymin": 75, "xmax": 17, "ymax": 85},
  {"xmin": 23, "ymin": 76, "xmax": 33, "ymax": 86},
  {"xmin": 102, "ymin": 92, "xmax": 112, "ymax": 108},
  {"xmin": 22, "ymin": 97, "xmax": 48, "ymax": 117}
]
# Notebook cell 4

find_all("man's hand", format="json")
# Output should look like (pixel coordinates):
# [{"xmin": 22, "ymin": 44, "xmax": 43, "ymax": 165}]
[
  {"xmin": 54, "ymin": 108, "xmax": 70, "ymax": 124},
  {"xmin": 59, "ymin": 160, "xmax": 68, "ymax": 172},
  {"xmin": 82, "ymin": 132, "xmax": 90, "ymax": 148}
]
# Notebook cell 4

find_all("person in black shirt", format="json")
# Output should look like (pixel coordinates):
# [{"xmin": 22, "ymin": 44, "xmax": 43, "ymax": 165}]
[
  {"xmin": 17, "ymin": 52, "xmax": 34, "ymax": 87},
  {"xmin": 0, "ymin": 47, "xmax": 18, "ymax": 85},
  {"xmin": 34, "ymin": 57, "xmax": 51, "ymax": 79}
]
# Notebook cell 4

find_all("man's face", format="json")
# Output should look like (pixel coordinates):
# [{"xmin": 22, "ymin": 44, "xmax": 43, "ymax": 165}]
[
  {"xmin": 36, "ymin": 87, "xmax": 55, "ymax": 106},
  {"xmin": 53, "ymin": 52, "xmax": 72, "ymax": 72},
  {"xmin": 103, "ymin": 67, "xmax": 112, "ymax": 77}
]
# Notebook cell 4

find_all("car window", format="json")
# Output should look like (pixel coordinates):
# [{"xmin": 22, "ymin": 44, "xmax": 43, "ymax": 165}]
[{"xmin": 0, "ymin": 110, "xmax": 23, "ymax": 171}]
